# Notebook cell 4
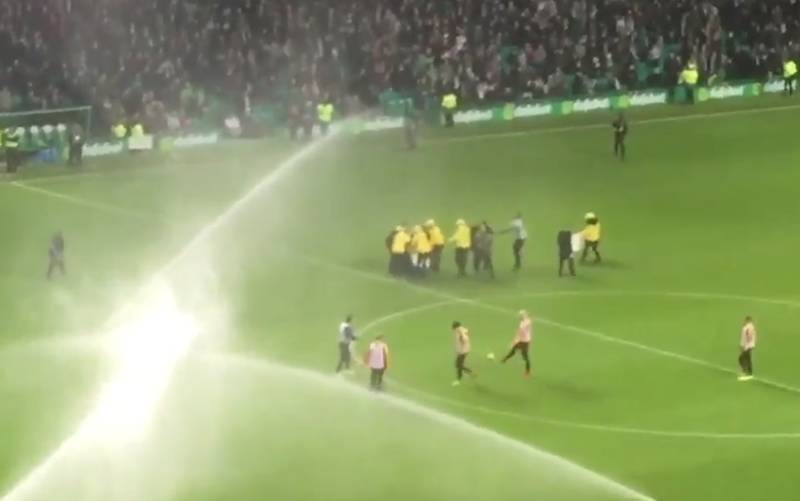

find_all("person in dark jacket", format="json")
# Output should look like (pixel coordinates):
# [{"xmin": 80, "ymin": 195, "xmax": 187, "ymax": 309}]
[
  {"xmin": 472, "ymin": 222, "xmax": 495, "ymax": 278},
  {"xmin": 47, "ymin": 231, "xmax": 66, "ymax": 279},
  {"xmin": 557, "ymin": 230, "xmax": 575, "ymax": 277}
]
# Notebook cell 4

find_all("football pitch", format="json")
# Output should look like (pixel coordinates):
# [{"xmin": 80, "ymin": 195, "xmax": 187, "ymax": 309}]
[{"xmin": 2, "ymin": 96, "xmax": 800, "ymax": 500}]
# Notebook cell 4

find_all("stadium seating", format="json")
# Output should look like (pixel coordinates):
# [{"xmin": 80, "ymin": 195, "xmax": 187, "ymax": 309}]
[{"xmin": 0, "ymin": 0, "xmax": 798, "ymax": 131}]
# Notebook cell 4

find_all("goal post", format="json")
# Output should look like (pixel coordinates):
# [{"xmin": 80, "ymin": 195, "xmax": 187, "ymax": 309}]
[{"xmin": 0, "ymin": 105, "xmax": 92, "ymax": 152}]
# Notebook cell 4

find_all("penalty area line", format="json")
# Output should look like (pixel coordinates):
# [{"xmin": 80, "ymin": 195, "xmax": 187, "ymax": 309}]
[
  {"xmin": 9, "ymin": 181, "xmax": 152, "ymax": 221},
  {"xmin": 357, "ymin": 301, "xmax": 800, "ymax": 440},
  {"xmin": 292, "ymin": 254, "xmax": 800, "ymax": 396}
]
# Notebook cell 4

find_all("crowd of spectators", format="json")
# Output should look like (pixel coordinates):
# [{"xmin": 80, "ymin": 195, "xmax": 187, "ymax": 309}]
[{"xmin": 0, "ymin": 0, "xmax": 798, "ymax": 130}]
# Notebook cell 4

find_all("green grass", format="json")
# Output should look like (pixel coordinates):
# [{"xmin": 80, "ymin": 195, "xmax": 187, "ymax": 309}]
[{"xmin": 3, "ymin": 95, "xmax": 800, "ymax": 500}]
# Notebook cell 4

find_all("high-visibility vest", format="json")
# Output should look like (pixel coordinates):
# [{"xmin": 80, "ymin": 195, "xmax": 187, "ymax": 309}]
[
  {"xmin": 784, "ymin": 60, "xmax": 798, "ymax": 78},
  {"xmin": 442, "ymin": 94, "xmax": 457, "ymax": 110},
  {"xmin": 131, "ymin": 124, "xmax": 144, "ymax": 137},
  {"xmin": 113, "ymin": 124, "xmax": 127, "ymax": 139},
  {"xmin": 4, "ymin": 130, "xmax": 19, "ymax": 148},
  {"xmin": 317, "ymin": 103, "xmax": 333, "ymax": 123},
  {"xmin": 680, "ymin": 67, "xmax": 698, "ymax": 85}
]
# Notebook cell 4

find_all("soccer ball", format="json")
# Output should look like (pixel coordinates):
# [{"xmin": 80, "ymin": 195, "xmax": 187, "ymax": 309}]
[{"xmin": 486, "ymin": 352, "xmax": 495, "ymax": 360}]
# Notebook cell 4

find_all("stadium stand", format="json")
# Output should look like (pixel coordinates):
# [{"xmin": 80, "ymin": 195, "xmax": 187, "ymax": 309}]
[{"xmin": 0, "ymin": 0, "xmax": 798, "ymax": 132}]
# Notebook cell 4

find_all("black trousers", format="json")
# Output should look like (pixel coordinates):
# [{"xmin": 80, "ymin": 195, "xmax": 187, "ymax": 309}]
[
  {"xmin": 444, "ymin": 110, "xmax": 454, "ymax": 127},
  {"xmin": 502, "ymin": 342, "xmax": 531, "ymax": 372},
  {"xmin": 405, "ymin": 123, "xmax": 417, "ymax": 149},
  {"xmin": 473, "ymin": 251, "xmax": 494, "ymax": 278},
  {"xmin": 473, "ymin": 250, "xmax": 483, "ymax": 272},
  {"xmin": 455, "ymin": 248, "xmax": 468, "ymax": 276},
  {"xmin": 319, "ymin": 121, "xmax": 330, "ymax": 136},
  {"xmin": 455, "ymin": 353, "xmax": 472, "ymax": 380},
  {"xmin": 47, "ymin": 255, "xmax": 65, "ymax": 279},
  {"xmin": 336, "ymin": 342, "xmax": 351, "ymax": 372},
  {"xmin": 582, "ymin": 241, "xmax": 601, "ymax": 262},
  {"xmin": 513, "ymin": 239, "xmax": 525, "ymax": 270},
  {"xmin": 389, "ymin": 253, "xmax": 408, "ymax": 276},
  {"xmin": 738, "ymin": 349, "xmax": 753, "ymax": 375},
  {"xmin": 370, "ymin": 368, "xmax": 386, "ymax": 390},
  {"xmin": 559, "ymin": 254, "xmax": 575, "ymax": 276},
  {"xmin": 68, "ymin": 141, "xmax": 84, "ymax": 166},
  {"xmin": 614, "ymin": 135, "xmax": 626, "ymax": 160},
  {"xmin": 786, "ymin": 76, "xmax": 796, "ymax": 96},
  {"xmin": 5, "ymin": 148, "xmax": 19, "ymax": 173},
  {"xmin": 431, "ymin": 245, "xmax": 443, "ymax": 272}
]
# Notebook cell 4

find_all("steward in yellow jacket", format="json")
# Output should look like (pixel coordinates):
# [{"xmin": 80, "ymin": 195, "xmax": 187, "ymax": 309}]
[
  {"xmin": 388, "ymin": 226, "xmax": 411, "ymax": 276},
  {"xmin": 450, "ymin": 219, "xmax": 471, "ymax": 277},
  {"xmin": 425, "ymin": 219, "xmax": 445, "ymax": 272},
  {"xmin": 581, "ymin": 212, "xmax": 602, "ymax": 263},
  {"xmin": 410, "ymin": 225, "xmax": 432, "ymax": 275}
]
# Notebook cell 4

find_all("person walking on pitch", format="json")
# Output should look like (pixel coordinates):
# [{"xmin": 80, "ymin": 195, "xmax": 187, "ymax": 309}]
[
  {"xmin": 425, "ymin": 219, "xmax": 445, "ymax": 272},
  {"xmin": 738, "ymin": 316, "xmax": 757, "ymax": 381},
  {"xmin": 410, "ymin": 224, "xmax": 432, "ymax": 275},
  {"xmin": 612, "ymin": 113, "xmax": 628, "ymax": 161},
  {"xmin": 364, "ymin": 335, "xmax": 390, "ymax": 391},
  {"xmin": 500, "ymin": 212, "xmax": 528, "ymax": 271},
  {"xmin": 501, "ymin": 310, "xmax": 533, "ymax": 376},
  {"xmin": 336, "ymin": 315, "xmax": 357, "ymax": 373},
  {"xmin": 47, "ymin": 231, "xmax": 66, "ymax": 280},
  {"xmin": 450, "ymin": 219, "xmax": 471, "ymax": 277},
  {"xmin": 452, "ymin": 321, "xmax": 474, "ymax": 386},
  {"xmin": 557, "ymin": 230, "xmax": 575, "ymax": 277}
]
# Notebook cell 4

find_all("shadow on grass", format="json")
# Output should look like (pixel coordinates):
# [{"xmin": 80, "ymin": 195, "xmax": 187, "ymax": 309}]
[
  {"xmin": 579, "ymin": 258, "xmax": 626, "ymax": 270},
  {"xmin": 539, "ymin": 376, "xmax": 604, "ymax": 402}
]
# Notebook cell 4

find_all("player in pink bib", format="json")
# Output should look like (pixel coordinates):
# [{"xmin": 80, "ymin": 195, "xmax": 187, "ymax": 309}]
[{"xmin": 501, "ymin": 310, "xmax": 533, "ymax": 376}]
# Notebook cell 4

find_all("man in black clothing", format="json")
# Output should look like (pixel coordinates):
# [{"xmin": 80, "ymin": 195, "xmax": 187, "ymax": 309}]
[
  {"xmin": 47, "ymin": 231, "xmax": 66, "ymax": 280},
  {"xmin": 68, "ymin": 123, "xmax": 85, "ymax": 166},
  {"xmin": 612, "ymin": 113, "xmax": 628, "ymax": 161},
  {"xmin": 403, "ymin": 100, "xmax": 419, "ymax": 150},
  {"xmin": 557, "ymin": 230, "xmax": 575, "ymax": 277}
]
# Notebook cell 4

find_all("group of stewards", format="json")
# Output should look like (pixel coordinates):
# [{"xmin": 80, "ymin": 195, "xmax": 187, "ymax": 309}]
[
  {"xmin": 387, "ymin": 216, "xmax": 520, "ymax": 279},
  {"xmin": 386, "ymin": 220, "xmax": 446, "ymax": 277}
]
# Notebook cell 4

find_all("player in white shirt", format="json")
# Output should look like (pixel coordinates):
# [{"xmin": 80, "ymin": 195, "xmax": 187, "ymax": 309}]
[
  {"xmin": 738, "ymin": 316, "xmax": 757, "ymax": 381},
  {"xmin": 500, "ymin": 212, "xmax": 528, "ymax": 271},
  {"xmin": 336, "ymin": 315, "xmax": 357, "ymax": 373}
]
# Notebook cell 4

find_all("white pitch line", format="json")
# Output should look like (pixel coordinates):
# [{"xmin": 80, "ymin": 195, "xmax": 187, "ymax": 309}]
[
  {"xmin": 204, "ymin": 352, "xmax": 656, "ymax": 501},
  {"xmin": 292, "ymin": 255, "xmax": 800, "ymax": 395},
  {"xmin": 359, "ymin": 299, "xmax": 466, "ymax": 334},
  {"xmin": 395, "ymin": 379, "xmax": 800, "ymax": 440},
  {"xmin": 9, "ymin": 181, "xmax": 151, "ymax": 220},
  {"xmin": 356, "ymin": 301, "xmax": 800, "ymax": 440},
  {"xmin": 430, "ymin": 102, "xmax": 800, "ymax": 145}
]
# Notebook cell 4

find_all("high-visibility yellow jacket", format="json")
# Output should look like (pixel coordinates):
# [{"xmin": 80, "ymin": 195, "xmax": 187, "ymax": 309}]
[
  {"xmin": 428, "ymin": 225, "xmax": 445, "ymax": 246},
  {"xmin": 680, "ymin": 64, "xmax": 699, "ymax": 85},
  {"xmin": 317, "ymin": 103, "xmax": 334, "ymax": 123},
  {"xmin": 131, "ymin": 123, "xmax": 145, "ymax": 137},
  {"xmin": 411, "ymin": 230, "xmax": 432, "ymax": 254},
  {"xmin": 113, "ymin": 124, "xmax": 127, "ymax": 139},
  {"xmin": 583, "ymin": 223, "xmax": 601, "ymax": 242},
  {"xmin": 391, "ymin": 230, "xmax": 411, "ymax": 254},
  {"xmin": 450, "ymin": 222, "xmax": 471, "ymax": 249},
  {"xmin": 442, "ymin": 93, "xmax": 457, "ymax": 110},
  {"xmin": 784, "ymin": 60, "xmax": 798, "ymax": 78}
]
